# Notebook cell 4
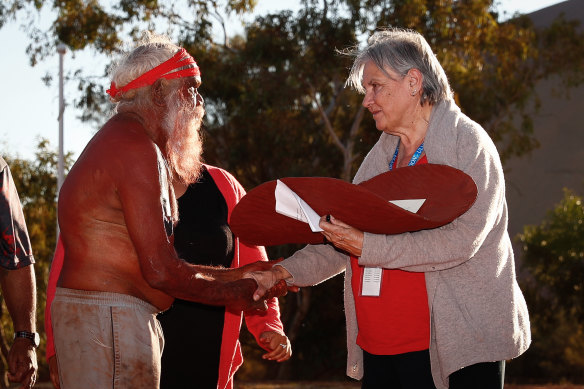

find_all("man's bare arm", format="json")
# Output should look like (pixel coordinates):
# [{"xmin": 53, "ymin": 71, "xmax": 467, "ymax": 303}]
[
  {"xmin": 0, "ymin": 265, "xmax": 38, "ymax": 387},
  {"xmin": 115, "ymin": 133, "xmax": 282, "ymax": 310},
  {"xmin": 0, "ymin": 265, "xmax": 36, "ymax": 333},
  {"xmin": 147, "ymin": 253, "xmax": 287, "ymax": 310}
]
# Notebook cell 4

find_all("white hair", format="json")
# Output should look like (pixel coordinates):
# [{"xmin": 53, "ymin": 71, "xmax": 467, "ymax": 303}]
[{"xmin": 346, "ymin": 28, "xmax": 453, "ymax": 105}]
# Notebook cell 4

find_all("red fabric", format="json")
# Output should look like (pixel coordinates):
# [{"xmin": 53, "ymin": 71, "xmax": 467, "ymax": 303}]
[
  {"xmin": 45, "ymin": 165, "xmax": 284, "ymax": 389},
  {"xmin": 106, "ymin": 48, "xmax": 200, "ymax": 98},
  {"xmin": 44, "ymin": 236, "xmax": 64, "ymax": 361},
  {"xmin": 351, "ymin": 155, "xmax": 430, "ymax": 355}
]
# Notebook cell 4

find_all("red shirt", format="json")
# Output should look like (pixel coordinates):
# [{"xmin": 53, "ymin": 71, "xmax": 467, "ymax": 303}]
[{"xmin": 351, "ymin": 154, "xmax": 430, "ymax": 355}]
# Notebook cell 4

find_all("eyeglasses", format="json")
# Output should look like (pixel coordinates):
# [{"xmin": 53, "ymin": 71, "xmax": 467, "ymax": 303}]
[{"xmin": 187, "ymin": 86, "xmax": 204, "ymax": 108}]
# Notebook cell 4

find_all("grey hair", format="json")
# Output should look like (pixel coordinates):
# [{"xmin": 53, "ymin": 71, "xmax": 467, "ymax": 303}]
[
  {"xmin": 345, "ymin": 28, "xmax": 453, "ymax": 105},
  {"xmin": 109, "ymin": 32, "xmax": 185, "ymax": 112}
]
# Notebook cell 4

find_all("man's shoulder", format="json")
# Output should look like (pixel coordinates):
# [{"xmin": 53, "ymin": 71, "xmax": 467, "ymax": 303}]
[
  {"xmin": 92, "ymin": 114, "xmax": 160, "ymax": 158},
  {"xmin": 69, "ymin": 114, "xmax": 160, "ymax": 184},
  {"xmin": 102, "ymin": 114, "xmax": 152, "ymax": 141}
]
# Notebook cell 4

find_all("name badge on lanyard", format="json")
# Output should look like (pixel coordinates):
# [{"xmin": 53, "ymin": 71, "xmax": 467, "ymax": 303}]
[
  {"xmin": 361, "ymin": 267, "xmax": 383, "ymax": 296},
  {"xmin": 360, "ymin": 140, "xmax": 424, "ymax": 297}
]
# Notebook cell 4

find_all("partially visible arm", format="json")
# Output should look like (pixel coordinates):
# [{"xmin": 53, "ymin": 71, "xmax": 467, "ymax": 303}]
[
  {"xmin": 239, "ymin": 242, "xmax": 291, "ymax": 362},
  {"xmin": 0, "ymin": 265, "xmax": 38, "ymax": 388},
  {"xmin": 240, "ymin": 243, "xmax": 283, "ymax": 326},
  {"xmin": 0, "ymin": 160, "xmax": 38, "ymax": 388},
  {"xmin": 0, "ymin": 265, "xmax": 36, "ymax": 332},
  {"xmin": 240, "ymin": 244, "xmax": 284, "ymax": 335},
  {"xmin": 0, "ymin": 265, "xmax": 36, "ymax": 334}
]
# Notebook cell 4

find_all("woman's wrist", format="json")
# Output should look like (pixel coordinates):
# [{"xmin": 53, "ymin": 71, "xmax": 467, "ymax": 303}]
[{"xmin": 272, "ymin": 265, "xmax": 292, "ymax": 281}]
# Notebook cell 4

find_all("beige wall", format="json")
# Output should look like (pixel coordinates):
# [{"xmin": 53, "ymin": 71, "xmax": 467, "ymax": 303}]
[
  {"xmin": 504, "ymin": 0, "xmax": 584, "ymax": 247},
  {"xmin": 505, "ymin": 77, "xmax": 584, "ymax": 243}
]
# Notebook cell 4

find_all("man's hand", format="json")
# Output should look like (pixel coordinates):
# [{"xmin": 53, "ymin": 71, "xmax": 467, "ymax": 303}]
[
  {"xmin": 224, "ymin": 278, "xmax": 289, "ymax": 313},
  {"xmin": 258, "ymin": 331, "xmax": 292, "ymax": 362},
  {"xmin": 8, "ymin": 338, "xmax": 37, "ymax": 389},
  {"xmin": 245, "ymin": 265, "xmax": 293, "ymax": 301},
  {"xmin": 48, "ymin": 355, "xmax": 60, "ymax": 389}
]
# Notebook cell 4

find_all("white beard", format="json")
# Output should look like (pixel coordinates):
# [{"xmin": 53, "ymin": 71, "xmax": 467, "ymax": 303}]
[{"xmin": 162, "ymin": 91, "xmax": 205, "ymax": 185}]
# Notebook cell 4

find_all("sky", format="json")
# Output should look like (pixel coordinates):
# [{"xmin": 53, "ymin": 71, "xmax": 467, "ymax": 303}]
[{"xmin": 0, "ymin": 0, "xmax": 569, "ymax": 161}]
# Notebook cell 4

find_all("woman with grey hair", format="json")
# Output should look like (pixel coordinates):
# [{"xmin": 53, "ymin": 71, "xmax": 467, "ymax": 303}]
[{"xmin": 248, "ymin": 28, "xmax": 531, "ymax": 388}]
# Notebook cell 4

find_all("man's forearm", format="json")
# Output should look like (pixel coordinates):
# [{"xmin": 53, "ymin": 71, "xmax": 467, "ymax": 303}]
[
  {"xmin": 0, "ymin": 265, "xmax": 36, "ymax": 331},
  {"xmin": 161, "ymin": 270, "xmax": 258, "ymax": 310}
]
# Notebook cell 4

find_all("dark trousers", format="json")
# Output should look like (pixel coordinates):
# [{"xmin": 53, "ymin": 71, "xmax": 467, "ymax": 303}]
[
  {"xmin": 449, "ymin": 360, "xmax": 505, "ymax": 389},
  {"xmin": 362, "ymin": 349, "xmax": 436, "ymax": 389},
  {"xmin": 362, "ymin": 349, "xmax": 505, "ymax": 389}
]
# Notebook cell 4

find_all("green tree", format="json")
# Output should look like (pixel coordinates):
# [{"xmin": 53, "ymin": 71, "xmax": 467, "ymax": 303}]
[
  {"xmin": 509, "ymin": 189, "xmax": 584, "ymax": 384},
  {"xmin": 0, "ymin": 140, "xmax": 74, "ymax": 384},
  {"xmin": 4, "ymin": 1, "xmax": 583, "ymax": 178}
]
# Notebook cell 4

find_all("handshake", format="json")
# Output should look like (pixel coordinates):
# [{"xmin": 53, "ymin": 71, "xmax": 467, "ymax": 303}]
[{"xmin": 218, "ymin": 259, "xmax": 296, "ymax": 312}]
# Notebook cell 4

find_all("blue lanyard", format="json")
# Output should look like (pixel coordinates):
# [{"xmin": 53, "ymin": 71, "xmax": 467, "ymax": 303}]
[{"xmin": 388, "ymin": 140, "xmax": 424, "ymax": 171}]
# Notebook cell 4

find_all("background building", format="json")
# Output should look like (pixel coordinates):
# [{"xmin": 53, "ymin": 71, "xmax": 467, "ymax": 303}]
[{"xmin": 505, "ymin": 0, "xmax": 584, "ymax": 245}]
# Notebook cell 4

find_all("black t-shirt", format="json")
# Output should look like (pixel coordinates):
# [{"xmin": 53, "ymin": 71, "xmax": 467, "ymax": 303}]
[{"xmin": 158, "ymin": 166, "xmax": 234, "ymax": 388}]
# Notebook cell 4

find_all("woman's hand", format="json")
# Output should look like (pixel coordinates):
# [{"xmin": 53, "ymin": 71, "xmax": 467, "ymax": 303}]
[
  {"xmin": 320, "ymin": 215, "xmax": 364, "ymax": 257},
  {"xmin": 258, "ymin": 331, "xmax": 292, "ymax": 362}
]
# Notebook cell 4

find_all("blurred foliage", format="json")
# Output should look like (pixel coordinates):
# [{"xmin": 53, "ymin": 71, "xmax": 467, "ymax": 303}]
[
  {"xmin": 3, "ymin": 0, "xmax": 582, "ymax": 179},
  {"xmin": 0, "ymin": 140, "xmax": 74, "ymax": 384},
  {"xmin": 508, "ymin": 190, "xmax": 584, "ymax": 384},
  {"xmin": 2, "ymin": 0, "xmax": 584, "ymax": 384}
]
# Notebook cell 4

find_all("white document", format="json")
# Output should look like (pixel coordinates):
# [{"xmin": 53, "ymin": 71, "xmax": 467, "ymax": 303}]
[
  {"xmin": 361, "ymin": 267, "xmax": 383, "ymax": 296},
  {"xmin": 389, "ymin": 198, "xmax": 426, "ymax": 213},
  {"xmin": 275, "ymin": 180, "xmax": 323, "ymax": 232}
]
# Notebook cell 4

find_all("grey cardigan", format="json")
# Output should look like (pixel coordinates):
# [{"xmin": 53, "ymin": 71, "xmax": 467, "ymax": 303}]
[{"xmin": 280, "ymin": 100, "xmax": 531, "ymax": 388}]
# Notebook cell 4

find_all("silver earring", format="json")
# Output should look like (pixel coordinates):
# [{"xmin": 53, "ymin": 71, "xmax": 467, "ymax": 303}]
[{"xmin": 411, "ymin": 89, "xmax": 417, "ymax": 96}]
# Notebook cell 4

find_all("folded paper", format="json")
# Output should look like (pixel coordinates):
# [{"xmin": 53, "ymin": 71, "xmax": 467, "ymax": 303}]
[
  {"xmin": 275, "ymin": 180, "xmax": 323, "ymax": 232},
  {"xmin": 388, "ymin": 199, "xmax": 426, "ymax": 213}
]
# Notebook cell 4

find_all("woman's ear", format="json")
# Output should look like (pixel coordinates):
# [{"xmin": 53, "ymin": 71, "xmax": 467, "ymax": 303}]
[
  {"xmin": 407, "ymin": 68, "xmax": 423, "ymax": 96},
  {"xmin": 151, "ymin": 79, "xmax": 167, "ymax": 107}
]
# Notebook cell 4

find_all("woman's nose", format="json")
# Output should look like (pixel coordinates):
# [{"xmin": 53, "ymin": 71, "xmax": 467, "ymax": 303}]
[{"xmin": 362, "ymin": 91, "xmax": 372, "ymax": 108}]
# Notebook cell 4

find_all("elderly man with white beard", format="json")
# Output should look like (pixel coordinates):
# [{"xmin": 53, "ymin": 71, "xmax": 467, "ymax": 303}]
[{"xmin": 50, "ymin": 33, "xmax": 285, "ymax": 388}]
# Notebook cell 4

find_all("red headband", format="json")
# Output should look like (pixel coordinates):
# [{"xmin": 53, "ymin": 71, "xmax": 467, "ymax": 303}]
[{"xmin": 106, "ymin": 48, "xmax": 201, "ymax": 98}]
